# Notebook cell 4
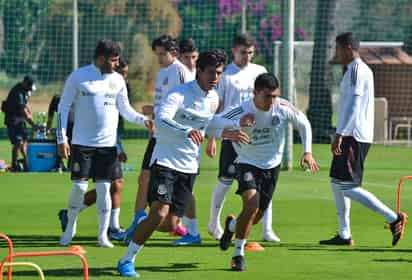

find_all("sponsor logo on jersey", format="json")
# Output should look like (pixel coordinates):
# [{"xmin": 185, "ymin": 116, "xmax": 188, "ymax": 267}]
[
  {"xmin": 104, "ymin": 93, "xmax": 116, "ymax": 99},
  {"xmin": 81, "ymin": 91, "xmax": 96, "ymax": 96}
]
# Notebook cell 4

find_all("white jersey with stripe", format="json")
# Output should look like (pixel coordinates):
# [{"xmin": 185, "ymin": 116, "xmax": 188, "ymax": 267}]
[
  {"xmin": 210, "ymin": 98, "xmax": 312, "ymax": 169},
  {"xmin": 217, "ymin": 62, "xmax": 267, "ymax": 110},
  {"xmin": 151, "ymin": 80, "xmax": 239, "ymax": 174},
  {"xmin": 336, "ymin": 58, "xmax": 374, "ymax": 143},
  {"xmin": 153, "ymin": 59, "xmax": 189, "ymax": 116},
  {"xmin": 57, "ymin": 64, "xmax": 147, "ymax": 147}
]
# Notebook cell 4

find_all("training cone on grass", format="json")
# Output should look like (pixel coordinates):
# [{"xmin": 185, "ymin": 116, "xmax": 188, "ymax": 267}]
[{"xmin": 245, "ymin": 242, "xmax": 265, "ymax": 251}]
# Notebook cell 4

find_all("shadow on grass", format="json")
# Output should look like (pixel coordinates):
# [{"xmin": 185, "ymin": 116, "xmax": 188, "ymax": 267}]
[
  {"xmin": 373, "ymin": 258, "xmax": 412, "ymax": 263},
  {"xmin": 0, "ymin": 234, "xmax": 97, "ymax": 248},
  {"xmin": 0, "ymin": 234, "xmax": 219, "ymax": 249},
  {"xmin": 278, "ymin": 242, "xmax": 412, "ymax": 253},
  {"xmin": 9, "ymin": 262, "xmax": 209, "ymax": 277}
]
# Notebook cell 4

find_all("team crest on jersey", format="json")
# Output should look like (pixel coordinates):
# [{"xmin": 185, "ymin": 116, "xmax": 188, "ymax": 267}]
[
  {"xmin": 272, "ymin": 116, "xmax": 280, "ymax": 126},
  {"xmin": 108, "ymin": 80, "xmax": 117, "ymax": 91},
  {"xmin": 157, "ymin": 184, "xmax": 167, "ymax": 195},
  {"xmin": 163, "ymin": 77, "xmax": 168, "ymax": 86},
  {"xmin": 243, "ymin": 172, "xmax": 254, "ymax": 182}
]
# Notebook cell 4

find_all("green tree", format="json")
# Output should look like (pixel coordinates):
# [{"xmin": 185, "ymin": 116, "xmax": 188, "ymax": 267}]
[{"xmin": 307, "ymin": 0, "xmax": 338, "ymax": 143}]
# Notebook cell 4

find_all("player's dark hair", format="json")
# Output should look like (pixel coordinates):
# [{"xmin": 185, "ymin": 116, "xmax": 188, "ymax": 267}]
[
  {"xmin": 118, "ymin": 58, "xmax": 128, "ymax": 69},
  {"xmin": 94, "ymin": 39, "xmax": 121, "ymax": 59},
  {"xmin": 151, "ymin": 35, "xmax": 179, "ymax": 52},
  {"xmin": 254, "ymin": 73, "xmax": 279, "ymax": 91},
  {"xmin": 336, "ymin": 32, "xmax": 360, "ymax": 50},
  {"xmin": 232, "ymin": 33, "xmax": 255, "ymax": 48},
  {"xmin": 179, "ymin": 38, "xmax": 197, "ymax": 53},
  {"xmin": 196, "ymin": 49, "xmax": 227, "ymax": 72}
]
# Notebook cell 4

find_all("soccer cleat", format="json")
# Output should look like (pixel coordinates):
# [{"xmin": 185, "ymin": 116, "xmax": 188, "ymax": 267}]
[
  {"xmin": 319, "ymin": 234, "xmax": 354, "ymax": 246},
  {"xmin": 109, "ymin": 227, "xmax": 127, "ymax": 241},
  {"xmin": 117, "ymin": 261, "xmax": 140, "ymax": 278},
  {"xmin": 220, "ymin": 215, "xmax": 235, "ymax": 251},
  {"xmin": 262, "ymin": 230, "xmax": 281, "ymax": 243},
  {"xmin": 98, "ymin": 237, "xmax": 114, "ymax": 248},
  {"xmin": 390, "ymin": 212, "xmax": 408, "ymax": 246},
  {"xmin": 124, "ymin": 210, "xmax": 147, "ymax": 245},
  {"xmin": 59, "ymin": 229, "xmax": 74, "ymax": 246},
  {"xmin": 231, "ymin": 255, "xmax": 246, "ymax": 271},
  {"xmin": 172, "ymin": 233, "xmax": 202, "ymax": 246},
  {"xmin": 207, "ymin": 224, "xmax": 224, "ymax": 240},
  {"xmin": 58, "ymin": 209, "xmax": 68, "ymax": 232}
]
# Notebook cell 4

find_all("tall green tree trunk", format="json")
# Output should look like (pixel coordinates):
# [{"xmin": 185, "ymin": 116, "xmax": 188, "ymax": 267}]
[{"xmin": 307, "ymin": 0, "xmax": 338, "ymax": 143}]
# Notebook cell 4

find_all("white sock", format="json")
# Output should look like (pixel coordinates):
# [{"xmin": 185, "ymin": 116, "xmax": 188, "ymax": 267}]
[
  {"xmin": 343, "ymin": 187, "xmax": 398, "ymax": 223},
  {"xmin": 229, "ymin": 218, "xmax": 237, "ymax": 232},
  {"xmin": 66, "ymin": 181, "xmax": 88, "ymax": 236},
  {"xmin": 110, "ymin": 208, "xmax": 121, "ymax": 230},
  {"xmin": 96, "ymin": 181, "xmax": 112, "ymax": 241},
  {"xmin": 182, "ymin": 216, "xmax": 190, "ymax": 228},
  {"xmin": 120, "ymin": 241, "xmax": 143, "ymax": 264},
  {"xmin": 209, "ymin": 179, "xmax": 232, "ymax": 228},
  {"xmin": 233, "ymin": 239, "xmax": 246, "ymax": 257},
  {"xmin": 262, "ymin": 200, "xmax": 273, "ymax": 233},
  {"xmin": 331, "ymin": 182, "xmax": 352, "ymax": 239},
  {"xmin": 186, "ymin": 218, "xmax": 199, "ymax": 236}
]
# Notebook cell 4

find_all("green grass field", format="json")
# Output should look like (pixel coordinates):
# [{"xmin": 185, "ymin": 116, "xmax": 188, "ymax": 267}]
[{"xmin": 1, "ymin": 140, "xmax": 412, "ymax": 280}]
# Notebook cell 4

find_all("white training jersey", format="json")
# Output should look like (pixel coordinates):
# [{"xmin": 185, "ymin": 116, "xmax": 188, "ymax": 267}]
[
  {"xmin": 181, "ymin": 62, "xmax": 196, "ymax": 82},
  {"xmin": 336, "ymin": 58, "xmax": 374, "ymax": 143},
  {"xmin": 153, "ymin": 59, "xmax": 189, "ymax": 116},
  {"xmin": 151, "ymin": 80, "xmax": 239, "ymax": 174},
  {"xmin": 57, "ymin": 64, "xmax": 147, "ymax": 147},
  {"xmin": 209, "ymin": 98, "xmax": 312, "ymax": 169},
  {"xmin": 217, "ymin": 62, "xmax": 267, "ymax": 110}
]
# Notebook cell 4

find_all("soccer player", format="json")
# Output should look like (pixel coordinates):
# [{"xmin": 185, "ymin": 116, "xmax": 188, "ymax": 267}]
[
  {"xmin": 213, "ymin": 73, "xmax": 320, "ymax": 271},
  {"xmin": 179, "ymin": 38, "xmax": 198, "ymax": 81},
  {"xmin": 2, "ymin": 76, "xmax": 37, "ymax": 172},
  {"xmin": 117, "ymin": 49, "xmax": 253, "ymax": 277},
  {"xmin": 124, "ymin": 35, "xmax": 191, "ymax": 244},
  {"xmin": 208, "ymin": 33, "xmax": 280, "ymax": 242},
  {"xmin": 171, "ymin": 37, "xmax": 204, "ymax": 245},
  {"xmin": 57, "ymin": 39, "xmax": 152, "ymax": 248},
  {"xmin": 319, "ymin": 32, "xmax": 407, "ymax": 246},
  {"xmin": 57, "ymin": 142, "xmax": 129, "ymax": 241}
]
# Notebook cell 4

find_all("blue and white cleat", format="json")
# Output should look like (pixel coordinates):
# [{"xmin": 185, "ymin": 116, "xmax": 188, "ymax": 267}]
[
  {"xmin": 117, "ymin": 261, "xmax": 140, "ymax": 278},
  {"xmin": 58, "ymin": 209, "xmax": 68, "ymax": 232},
  {"xmin": 109, "ymin": 227, "xmax": 127, "ymax": 241},
  {"xmin": 124, "ymin": 210, "xmax": 147, "ymax": 245},
  {"xmin": 172, "ymin": 233, "xmax": 202, "ymax": 246}
]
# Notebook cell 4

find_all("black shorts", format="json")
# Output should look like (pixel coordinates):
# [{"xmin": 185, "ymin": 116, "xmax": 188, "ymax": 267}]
[
  {"xmin": 89, "ymin": 160, "xmax": 123, "ymax": 182},
  {"xmin": 218, "ymin": 140, "xmax": 238, "ymax": 179},
  {"xmin": 148, "ymin": 163, "xmax": 197, "ymax": 217},
  {"xmin": 7, "ymin": 123, "xmax": 27, "ymax": 145},
  {"xmin": 329, "ymin": 137, "xmax": 370, "ymax": 186},
  {"xmin": 236, "ymin": 163, "xmax": 281, "ymax": 212},
  {"xmin": 141, "ymin": 137, "xmax": 156, "ymax": 170},
  {"xmin": 70, "ymin": 145, "xmax": 122, "ymax": 181}
]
